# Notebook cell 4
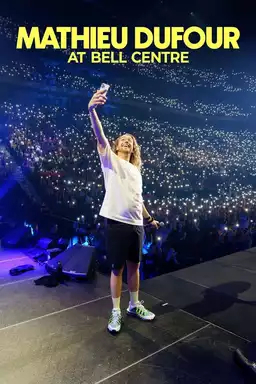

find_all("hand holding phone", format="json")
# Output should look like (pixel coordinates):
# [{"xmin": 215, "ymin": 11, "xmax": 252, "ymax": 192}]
[
  {"xmin": 88, "ymin": 84, "xmax": 109, "ymax": 112},
  {"xmin": 100, "ymin": 83, "xmax": 110, "ymax": 94}
]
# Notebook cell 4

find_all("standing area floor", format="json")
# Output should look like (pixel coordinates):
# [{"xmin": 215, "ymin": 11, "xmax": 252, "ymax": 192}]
[{"xmin": 0, "ymin": 247, "xmax": 255, "ymax": 383}]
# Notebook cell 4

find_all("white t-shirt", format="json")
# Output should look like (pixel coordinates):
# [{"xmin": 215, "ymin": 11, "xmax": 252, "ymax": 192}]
[{"xmin": 98, "ymin": 141, "xmax": 143, "ymax": 226}]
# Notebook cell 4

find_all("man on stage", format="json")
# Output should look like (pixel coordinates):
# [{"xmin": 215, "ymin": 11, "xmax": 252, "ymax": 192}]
[{"xmin": 88, "ymin": 88, "xmax": 160, "ymax": 333}]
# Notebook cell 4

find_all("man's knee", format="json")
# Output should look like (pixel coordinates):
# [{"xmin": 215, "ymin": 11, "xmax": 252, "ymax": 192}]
[
  {"xmin": 111, "ymin": 266, "xmax": 124, "ymax": 276},
  {"xmin": 126, "ymin": 261, "xmax": 140, "ymax": 271}
]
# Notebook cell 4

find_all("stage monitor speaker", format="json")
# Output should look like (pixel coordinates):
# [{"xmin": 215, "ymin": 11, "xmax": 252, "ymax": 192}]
[
  {"xmin": 37, "ymin": 237, "xmax": 56, "ymax": 249},
  {"xmin": 45, "ymin": 244, "xmax": 96, "ymax": 279}
]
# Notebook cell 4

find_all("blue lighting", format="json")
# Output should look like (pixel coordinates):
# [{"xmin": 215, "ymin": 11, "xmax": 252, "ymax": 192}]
[{"xmin": 24, "ymin": 221, "xmax": 34, "ymax": 236}]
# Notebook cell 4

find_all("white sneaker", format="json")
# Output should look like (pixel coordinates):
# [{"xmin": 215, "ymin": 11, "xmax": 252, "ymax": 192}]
[
  {"xmin": 127, "ymin": 300, "xmax": 155, "ymax": 321},
  {"xmin": 107, "ymin": 309, "xmax": 122, "ymax": 333}
]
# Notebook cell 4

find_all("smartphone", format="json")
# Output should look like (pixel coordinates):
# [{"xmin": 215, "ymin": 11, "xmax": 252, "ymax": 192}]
[{"xmin": 100, "ymin": 83, "xmax": 110, "ymax": 94}]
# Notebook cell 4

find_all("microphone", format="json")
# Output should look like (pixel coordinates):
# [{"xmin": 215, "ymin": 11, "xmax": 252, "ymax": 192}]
[{"xmin": 145, "ymin": 221, "xmax": 165, "ymax": 228}]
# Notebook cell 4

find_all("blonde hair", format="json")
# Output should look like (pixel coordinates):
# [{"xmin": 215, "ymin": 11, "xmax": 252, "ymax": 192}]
[{"xmin": 111, "ymin": 134, "xmax": 142, "ymax": 170}]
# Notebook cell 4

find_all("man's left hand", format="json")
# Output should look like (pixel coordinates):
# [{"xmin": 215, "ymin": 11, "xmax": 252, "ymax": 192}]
[{"xmin": 150, "ymin": 220, "xmax": 160, "ymax": 229}]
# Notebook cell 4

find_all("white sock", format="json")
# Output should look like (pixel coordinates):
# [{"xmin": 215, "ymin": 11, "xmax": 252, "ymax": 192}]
[
  {"xmin": 112, "ymin": 297, "xmax": 121, "ymax": 311},
  {"xmin": 129, "ymin": 291, "xmax": 139, "ymax": 308}
]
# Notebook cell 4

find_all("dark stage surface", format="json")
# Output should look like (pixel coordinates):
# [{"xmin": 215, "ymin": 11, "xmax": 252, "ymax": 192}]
[{"xmin": 0, "ymin": 248, "xmax": 255, "ymax": 383}]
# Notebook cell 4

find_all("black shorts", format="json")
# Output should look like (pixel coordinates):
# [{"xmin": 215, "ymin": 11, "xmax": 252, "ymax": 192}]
[{"xmin": 106, "ymin": 219, "xmax": 144, "ymax": 270}]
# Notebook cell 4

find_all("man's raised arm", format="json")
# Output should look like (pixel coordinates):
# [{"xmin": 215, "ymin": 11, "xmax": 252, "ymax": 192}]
[{"xmin": 88, "ymin": 89, "xmax": 108, "ymax": 149}]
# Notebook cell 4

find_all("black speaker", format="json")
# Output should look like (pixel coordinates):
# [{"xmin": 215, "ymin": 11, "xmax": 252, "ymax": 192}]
[
  {"xmin": 36, "ymin": 237, "xmax": 55, "ymax": 249},
  {"xmin": 45, "ymin": 244, "xmax": 96, "ymax": 279}
]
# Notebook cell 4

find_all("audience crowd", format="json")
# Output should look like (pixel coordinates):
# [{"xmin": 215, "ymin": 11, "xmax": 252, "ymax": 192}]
[{"xmin": 1, "ymin": 16, "xmax": 256, "ymax": 277}]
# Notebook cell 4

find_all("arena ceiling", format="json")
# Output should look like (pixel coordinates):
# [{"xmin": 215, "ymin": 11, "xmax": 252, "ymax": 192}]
[{"xmin": 2, "ymin": 0, "xmax": 255, "ymax": 35}]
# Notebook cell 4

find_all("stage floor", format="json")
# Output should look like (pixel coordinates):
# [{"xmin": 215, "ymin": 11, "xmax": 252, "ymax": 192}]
[{"xmin": 0, "ymin": 247, "xmax": 255, "ymax": 383}]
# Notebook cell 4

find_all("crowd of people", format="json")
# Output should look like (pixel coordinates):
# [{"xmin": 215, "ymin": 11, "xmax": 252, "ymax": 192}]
[
  {"xmin": 0, "ymin": 16, "xmax": 256, "ymax": 275},
  {"xmin": 2, "ymin": 100, "xmax": 256, "ymax": 274},
  {"xmin": 0, "ymin": 60, "xmax": 253, "ymax": 118}
]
